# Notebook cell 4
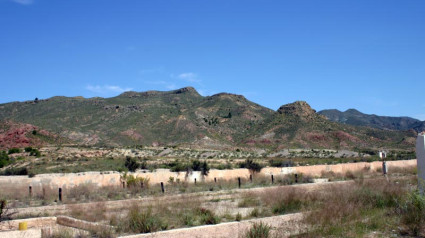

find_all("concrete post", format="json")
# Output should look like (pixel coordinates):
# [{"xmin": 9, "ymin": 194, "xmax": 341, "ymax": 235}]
[
  {"xmin": 416, "ymin": 133, "xmax": 425, "ymax": 193},
  {"xmin": 160, "ymin": 182, "xmax": 165, "ymax": 193}
]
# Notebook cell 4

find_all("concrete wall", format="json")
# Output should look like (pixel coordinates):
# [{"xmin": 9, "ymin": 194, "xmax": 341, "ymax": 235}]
[
  {"xmin": 0, "ymin": 229, "xmax": 41, "ymax": 238},
  {"xmin": 0, "ymin": 217, "xmax": 57, "ymax": 231},
  {"xmin": 0, "ymin": 160, "xmax": 417, "ymax": 194}
]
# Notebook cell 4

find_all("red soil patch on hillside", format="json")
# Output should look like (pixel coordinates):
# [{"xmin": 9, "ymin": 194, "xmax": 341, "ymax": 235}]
[{"xmin": 0, "ymin": 121, "xmax": 52, "ymax": 149}]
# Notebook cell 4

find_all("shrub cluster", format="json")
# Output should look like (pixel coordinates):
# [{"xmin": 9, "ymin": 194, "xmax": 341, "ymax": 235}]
[
  {"xmin": 0, "ymin": 151, "xmax": 10, "ymax": 168},
  {"xmin": 25, "ymin": 147, "xmax": 41, "ymax": 157},
  {"xmin": 239, "ymin": 159, "xmax": 263, "ymax": 173}
]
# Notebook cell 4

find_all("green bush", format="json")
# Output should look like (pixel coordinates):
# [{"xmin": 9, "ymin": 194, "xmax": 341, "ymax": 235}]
[
  {"xmin": 0, "ymin": 167, "xmax": 28, "ymax": 176},
  {"xmin": 397, "ymin": 190, "xmax": 425, "ymax": 236},
  {"xmin": 8, "ymin": 148, "xmax": 20, "ymax": 154},
  {"xmin": 196, "ymin": 208, "xmax": 220, "ymax": 225},
  {"xmin": 239, "ymin": 159, "xmax": 263, "ymax": 173},
  {"xmin": 123, "ymin": 206, "xmax": 166, "ymax": 233},
  {"xmin": 124, "ymin": 156, "xmax": 139, "ymax": 172},
  {"xmin": 244, "ymin": 222, "xmax": 271, "ymax": 238},
  {"xmin": 168, "ymin": 160, "xmax": 189, "ymax": 172},
  {"xmin": 193, "ymin": 160, "xmax": 209, "ymax": 176},
  {"xmin": 0, "ymin": 151, "xmax": 10, "ymax": 168}
]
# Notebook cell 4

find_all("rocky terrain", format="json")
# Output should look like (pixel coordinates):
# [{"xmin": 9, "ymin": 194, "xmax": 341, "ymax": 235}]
[{"xmin": 0, "ymin": 87, "xmax": 417, "ymax": 151}]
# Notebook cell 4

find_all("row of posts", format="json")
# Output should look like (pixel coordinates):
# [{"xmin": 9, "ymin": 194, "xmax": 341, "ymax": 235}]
[{"xmin": 29, "ymin": 174, "xmax": 300, "ymax": 201}]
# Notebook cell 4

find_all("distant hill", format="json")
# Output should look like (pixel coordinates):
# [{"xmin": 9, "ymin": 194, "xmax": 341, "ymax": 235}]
[
  {"xmin": 318, "ymin": 109, "xmax": 425, "ymax": 132},
  {"xmin": 0, "ymin": 87, "xmax": 417, "ymax": 150}
]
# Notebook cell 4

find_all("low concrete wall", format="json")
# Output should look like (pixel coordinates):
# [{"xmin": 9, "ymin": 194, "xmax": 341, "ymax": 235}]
[
  {"xmin": 0, "ymin": 229, "xmax": 41, "ymax": 238},
  {"xmin": 0, "ymin": 160, "xmax": 417, "ymax": 194},
  {"xmin": 56, "ymin": 216, "xmax": 113, "ymax": 232},
  {"xmin": 0, "ymin": 217, "xmax": 57, "ymax": 231}
]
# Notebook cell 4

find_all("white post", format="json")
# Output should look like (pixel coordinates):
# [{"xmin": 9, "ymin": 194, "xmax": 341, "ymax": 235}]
[{"xmin": 416, "ymin": 133, "xmax": 425, "ymax": 193}]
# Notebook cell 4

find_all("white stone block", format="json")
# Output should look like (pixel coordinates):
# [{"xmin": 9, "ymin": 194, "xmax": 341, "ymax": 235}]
[{"xmin": 416, "ymin": 133, "xmax": 425, "ymax": 192}]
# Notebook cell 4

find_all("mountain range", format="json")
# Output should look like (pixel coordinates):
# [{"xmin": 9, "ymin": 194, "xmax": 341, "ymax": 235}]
[
  {"xmin": 0, "ymin": 87, "xmax": 418, "ymax": 151},
  {"xmin": 318, "ymin": 109, "xmax": 425, "ymax": 132}
]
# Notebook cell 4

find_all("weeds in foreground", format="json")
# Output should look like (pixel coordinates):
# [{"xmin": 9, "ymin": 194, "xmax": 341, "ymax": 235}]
[
  {"xmin": 397, "ymin": 190, "xmax": 425, "ymax": 236},
  {"xmin": 0, "ymin": 199, "xmax": 17, "ymax": 221},
  {"xmin": 118, "ymin": 205, "xmax": 167, "ymax": 233},
  {"xmin": 295, "ymin": 178, "xmax": 422, "ymax": 237},
  {"xmin": 258, "ymin": 187, "xmax": 311, "ymax": 215},
  {"xmin": 243, "ymin": 222, "xmax": 271, "ymax": 238},
  {"xmin": 68, "ymin": 201, "xmax": 107, "ymax": 222}
]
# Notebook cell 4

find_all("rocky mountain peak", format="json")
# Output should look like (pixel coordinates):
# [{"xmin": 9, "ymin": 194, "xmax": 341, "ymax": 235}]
[
  {"xmin": 172, "ymin": 87, "xmax": 199, "ymax": 95},
  {"xmin": 277, "ymin": 101, "xmax": 317, "ymax": 118}
]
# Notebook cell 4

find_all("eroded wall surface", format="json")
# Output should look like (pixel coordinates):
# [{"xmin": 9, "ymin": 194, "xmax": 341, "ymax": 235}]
[{"xmin": 0, "ymin": 160, "xmax": 417, "ymax": 193}]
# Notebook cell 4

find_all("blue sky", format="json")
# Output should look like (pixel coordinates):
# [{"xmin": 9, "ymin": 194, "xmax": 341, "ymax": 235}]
[{"xmin": 1, "ymin": 0, "xmax": 424, "ymax": 120}]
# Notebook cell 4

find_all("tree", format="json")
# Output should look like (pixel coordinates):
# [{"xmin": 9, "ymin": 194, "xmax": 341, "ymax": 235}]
[
  {"xmin": 240, "ymin": 159, "xmax": 263, "ymax": 174},
  {"xmin": 201, "ymin": 161, "xmax": 210, "ymax": 176},
  {"xmin": 191, "ymin": 160, "xmax": 201, "ymax": 171},
  {"xmin": 124, "ymin": 156, "xmax": 139, "ymax": 172},
  {"xmin": 191, "ymin": 160, "xmax": 210, "ymax": 176}
]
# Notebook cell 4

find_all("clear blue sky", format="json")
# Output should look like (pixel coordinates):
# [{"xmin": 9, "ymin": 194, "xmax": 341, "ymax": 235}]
[{"xmin": 1, "ymin": 0, "xmax": 424, "ymax": 119}]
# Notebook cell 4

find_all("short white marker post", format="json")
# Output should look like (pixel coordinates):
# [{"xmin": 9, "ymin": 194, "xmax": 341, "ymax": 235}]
[{"xmin": 416, "ymin": 132, "xmax": 425, "ymax": 193}]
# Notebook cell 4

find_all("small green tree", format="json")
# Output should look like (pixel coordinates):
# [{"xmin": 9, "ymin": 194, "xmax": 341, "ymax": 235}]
[
  {"xmin": 125, "ymin": 156, "xmax": 139, "ymax": 172},
  {"xmin": 201, "ymin": 161, "xmax": 210, "ymax": 176},
  {"xmin": 0, "ymin": 151, "xmax": 10, "ymax": 168},
  {"xmin": 240, "ymin": 159, "xmax": 263, "ymax": 174},
  {"xmin": 191, "ymin": 160, "xmax": 201, "ymax": 171}
]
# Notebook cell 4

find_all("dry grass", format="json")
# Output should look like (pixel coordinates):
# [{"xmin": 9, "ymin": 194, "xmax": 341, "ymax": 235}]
[
  {"xmin": 295, "ymin": 178, "xmax": 417, "ymax": 237},
  {"xmin": 68, "ymin": 201, "xmax": 107, "ymax": 222}
]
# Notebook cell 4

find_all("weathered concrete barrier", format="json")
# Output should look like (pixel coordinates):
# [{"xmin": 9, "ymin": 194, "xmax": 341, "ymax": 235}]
[
  {"xmin": 56, "ymin": 216, "xmax": 113, "ymax": 232},
  {"xmin": 0, "ymin": 217, "xmax": 57, "ymax": 231},
  {"xmin": 0, "ymin": 229, "xmax": 41, "ymax": 238},
  {"xmin": 0, "ymin": 160, "xmax": 417, "ymax": 193}
]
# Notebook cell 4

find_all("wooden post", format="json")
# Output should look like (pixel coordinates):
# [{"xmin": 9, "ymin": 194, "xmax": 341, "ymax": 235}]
[
  {"xmin": 214, "ymin": 177, "xmax": 217, "ymax": 183},
  {"xmin": 122, "ymin": 181, "xmax": 125, "ymax": 188},
  {"xmin": 295, "ymin": 174, "xmax": 298, "ymax": 183},
  {"xmin": 382, "ymin": 161, "xmax": 388, "ymax": 175},
  {"xmin": 238, "ymin": 177, "xmax": 241, "ymax": 188},
  {"xmin": 29, "ymin": 186, "xmax": 32, "ymax": 197},
  {"xmin": 194, "ymin": 178, "xmax": 197, "ymax": 184},
  {"xmin": 58, "ymin": 188, "xmax": 62, "ymax": 202},
  {"xmin": 250, "ymin": 174, "xmax": 252, "ymax": 182},
  {"xmin": 160, "ymin": 182, "xmax": 164, "ymax": 193},
  {"xmin": 271, "ymin": 174, "xmax": 274, "ymax": 184}
]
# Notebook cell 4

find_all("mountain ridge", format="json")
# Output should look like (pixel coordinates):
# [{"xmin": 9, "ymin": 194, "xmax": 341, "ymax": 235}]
[
  {"xmin": 318, "ymin": 108, "xmax": 425, "ymax": 132},
  {"xmin": 0, "ymin": 87, "xmax": 417, "ymax": 150}
]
